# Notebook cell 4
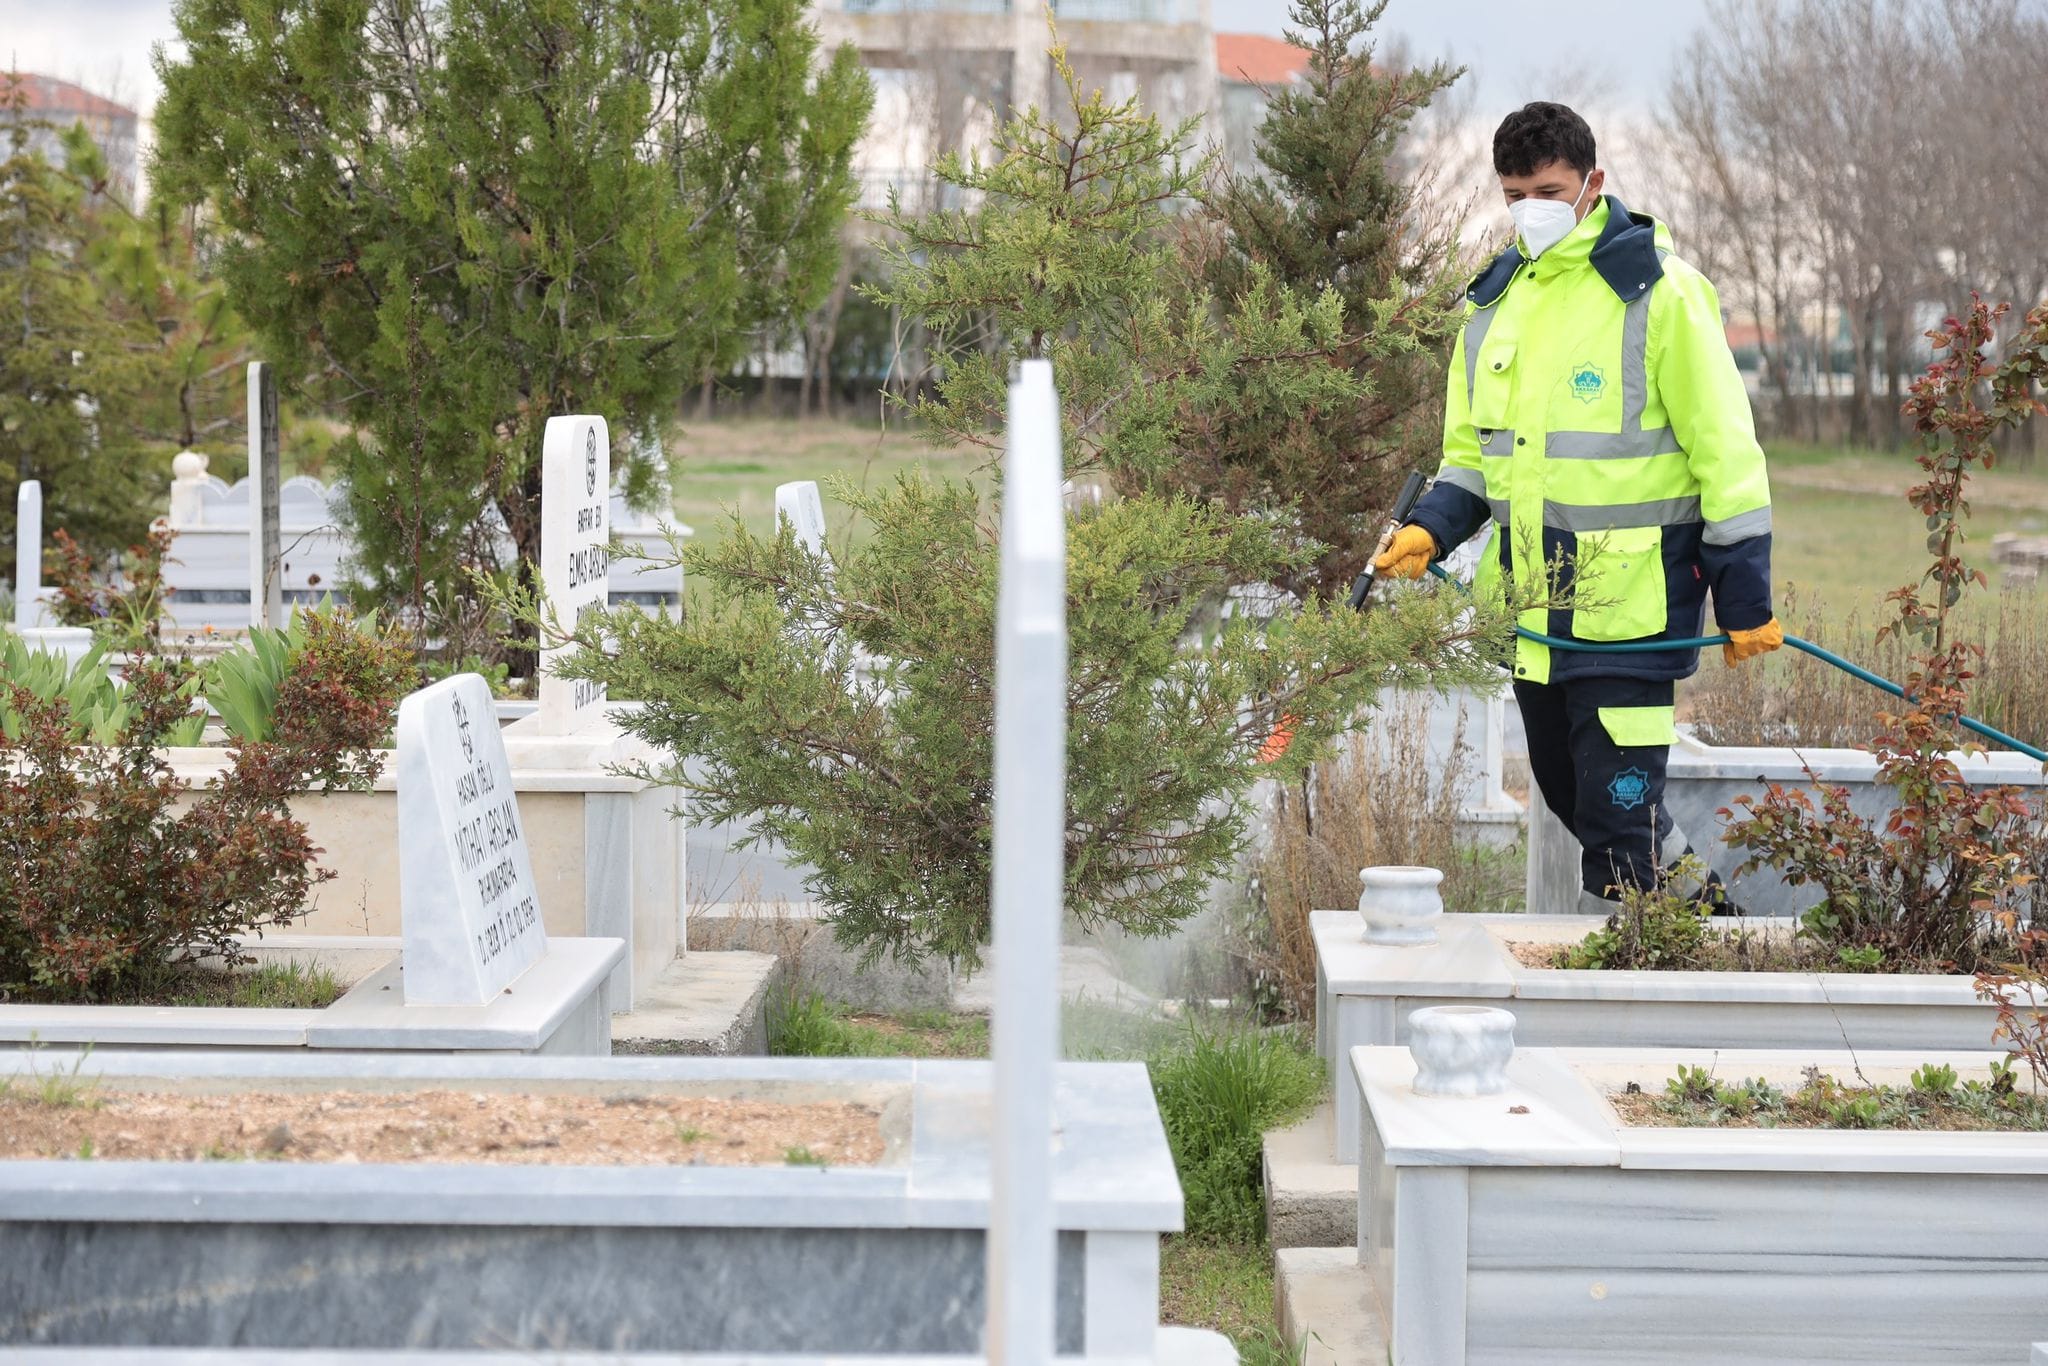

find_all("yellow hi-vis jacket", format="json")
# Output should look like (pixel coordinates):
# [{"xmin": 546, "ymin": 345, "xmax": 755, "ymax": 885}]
[{"xmin": 1407, "ymin": 196, "xmax": 1774, "ymax": 695}]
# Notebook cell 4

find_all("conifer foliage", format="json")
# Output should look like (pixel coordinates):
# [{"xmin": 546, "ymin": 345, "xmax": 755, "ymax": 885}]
[
  {"xmin": 0, "ymin": 88, "xmax": 166, "ymax": 566},
  {"xmin": 152, "ymin": 0, "xmax": 872, "ymax": 630},
  {"xmin": 1196, "ymin": 0, "xmax": 1468, "ymax": 598}
]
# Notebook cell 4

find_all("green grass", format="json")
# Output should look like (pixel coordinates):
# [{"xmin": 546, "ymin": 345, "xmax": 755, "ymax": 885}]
[
  {"xmin": 669, "ymin": 418, "xmax": 985, "ymax": 561},
  {"xmin": 766, "ymin": 991, "xmax": 991, "ymax": 1059},
  {"xmin": 1158, "ymin": 1237, "xmax": 1308, "ymax": 1365},
  {"xmin": 150, "ymin": 961, "xmax": 351, "ymax": 1010},
  {"xmin": 1764, "ymin": 442, "xmax": 2048, "ymax": 607},
  {"xmin": 1149, "ymin": 1024, "xmax": 1325, "ymax": 1244}
]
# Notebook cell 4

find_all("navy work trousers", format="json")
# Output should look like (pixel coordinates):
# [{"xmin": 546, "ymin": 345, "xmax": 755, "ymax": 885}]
[{"xmin": 1513, "ymin": 676, "xmax": 1676, "ymax": 899}]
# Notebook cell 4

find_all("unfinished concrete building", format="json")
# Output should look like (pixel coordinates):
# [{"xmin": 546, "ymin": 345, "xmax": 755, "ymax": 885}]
[{"xmin": 813, "ymin": 0, "xmax": 1219, "ymax": 211}]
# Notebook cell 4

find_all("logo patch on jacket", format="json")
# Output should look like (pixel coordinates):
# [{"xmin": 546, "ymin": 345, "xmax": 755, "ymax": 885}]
[
  {"xmin": 1608, "ymin": 766, "xmax": 1650, "ymax": 811},
  {"xmin": 1570, "ymin": 363, "xmax": 1606, "ymax": 404}
]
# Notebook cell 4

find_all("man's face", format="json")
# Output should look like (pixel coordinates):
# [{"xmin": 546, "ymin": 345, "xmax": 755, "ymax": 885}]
[{"xmin": 1499, "ymin": 160, "xmax": 1605, "ymax": 219}]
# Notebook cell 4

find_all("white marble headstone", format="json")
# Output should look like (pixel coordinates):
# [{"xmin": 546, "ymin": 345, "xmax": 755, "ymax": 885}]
[
  {"xmin": 247, "ymin": 362, "xmax": 283, "ymax": 627},
  {"xmin": 536, "ymin": 415, "xmax": 611, "ymax": 734},
  {"xmin": 774, "ymin": 480, "xmax": 830, "ymax": 560},
  {"xmin": 14, "ymin": 479, "xmax": 43, "ymax": 629},
  {"xmin": 397, "ymin": 673, "xmax": 547, "ymax": 1005},
  {"xmin": 985, "ymin": 358, "xmax": 1068, "ymax": 1361}
]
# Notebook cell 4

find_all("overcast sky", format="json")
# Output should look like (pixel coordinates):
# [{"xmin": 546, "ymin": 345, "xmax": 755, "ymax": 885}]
[{"xmin": 3, "ymin": 0, "xmax": 1711, "ymax": 119}]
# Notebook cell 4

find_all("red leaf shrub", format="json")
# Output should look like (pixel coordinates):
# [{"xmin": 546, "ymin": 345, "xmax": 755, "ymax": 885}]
[
  {"xmin": 1723, "ymin": 298, "xmax": 2048, "ymax": 969},
  {"xmin": 0, "ymin": 614, "xmax": 407, "ymax": 1002}
]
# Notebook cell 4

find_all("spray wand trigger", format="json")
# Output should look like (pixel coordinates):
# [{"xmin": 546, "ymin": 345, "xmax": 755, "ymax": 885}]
[{"xmin": 1347, "ymin": 470, "xmax": 1430, "ymax": 612}]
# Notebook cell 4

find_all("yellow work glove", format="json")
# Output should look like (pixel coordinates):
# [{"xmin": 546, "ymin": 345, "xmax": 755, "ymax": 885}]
[
  {"xmin": 1371, "ymin": 524, "xmax": 1438, "ymax": 581},
  {"xmin": 1722, "ymin": 617, "xmax": 1784, "ymax": 666}
]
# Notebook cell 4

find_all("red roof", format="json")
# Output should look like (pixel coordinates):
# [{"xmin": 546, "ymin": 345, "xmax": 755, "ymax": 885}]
[
  {"xmin": 1215, "ymin": 33, "xmax": 1314, "ymax": 87},
  {"xmin": 2, "ymin": 73, "xmax": 136, "ymax": 123}
]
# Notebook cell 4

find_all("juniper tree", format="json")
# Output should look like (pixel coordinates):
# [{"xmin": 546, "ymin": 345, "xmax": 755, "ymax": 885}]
[
  {"xmin": 553, "ymin": 477, "xmax": 1520, "ymax": 968},
  {"xmin": 865, "ymin": 42, "xmax": 1360, "ymax": 488},
  {"xmin": 152, "ymin": 0, "xmax": 871, "ymax": 633},
  {"xmin": 64, "ymin": 125, "xmax": 251, "ymax": 462},
  {"xmin": 0, "ymin": 92, "xmax": 163, "ymax": 566},
  {"xmin": 1194, "ymin": 0, "xmax": 1469, "ymax": 598}
]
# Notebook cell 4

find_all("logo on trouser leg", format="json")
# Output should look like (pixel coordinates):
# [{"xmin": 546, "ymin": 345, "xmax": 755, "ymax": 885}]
[{"xmin": 1608, "ymin": 766, "xmax": 1650, "ymax": 810}]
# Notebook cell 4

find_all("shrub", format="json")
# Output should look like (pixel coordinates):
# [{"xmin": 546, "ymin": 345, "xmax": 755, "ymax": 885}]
[
  {"xmin": 45, "ymin": 525, "xmax": 175, "ymax": 653},
  {"xmin": 1148, "ymin": 1024, "xmax": 1323, "ymax": 1243},
  {"xmin": 554, "ymin": 476, "xmax": 1518, "ymax": 970},
  {"xmin": 0, "ymin": 661, "xmax": 319, "ymax": 1000},
  {"xmin": 1723, "ymin": 299, "xmax": 2048, "ymax": 969},
  {"xmin": 0, "ymin": 614, "xmax": 399, "ymax": 1001},
  {"xmin": 1977, "ymin": 930, "xmax": 2048, "ymax": 1092},
  {"xmin": 206, "ymin": 606, "xmax": 413, "ymax": 787},
  {"xmin": 1559, "ymin": 857, "xmax": 1716, "ymax": 971}
]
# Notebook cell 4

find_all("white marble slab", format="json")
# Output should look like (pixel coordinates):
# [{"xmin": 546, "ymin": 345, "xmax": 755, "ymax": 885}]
[
  {"xmin": 307, "ymin": 937, "xmax": 621, "ymax": 1052},
  {"xmin": 0, "ymin": 1053, "xmax": 1180, "ymax": 1235},
  {"xmin": 397, "ymin": 674, "xmax": 549, "ymax": 1005},
  {"xmin": 1353, "ymin": 1046, "xmax": 1621, "ymax": 1168},
  {"xmin": 775, "ymin": 479, "xmax": 830, "ymax": 559},
  {"xmin": 1318, "ymin": 909, "xmax": 2001, "ymax": 1165},
  {"xmin": 0, "ymin": 1005, "xmax": 311, "ymax": 1048},
  {"xmin": 1461, "ymin": 1162, "xmax": 2048, "ymax": 1364},
  {"xmin": 1356, "ymin": 1043, "xmax": 2048, "ymax": 1364},
  {"xmin": 1311, "ymin": 911, "xmax": 1515, "ymax": 998}
]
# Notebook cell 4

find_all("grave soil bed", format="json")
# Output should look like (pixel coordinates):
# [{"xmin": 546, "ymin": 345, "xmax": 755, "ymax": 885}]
[
  {"xmin": 1502, "ymin": 932, "xmax": 1961, "ymax": 975},
  {"xmin": 1606, "ymin": 1069, "xmax": 2048, "ymax": 1133},
  {"xmin": 0, "ymin": 1088, "xmax": 885, "ymax": 1166}
]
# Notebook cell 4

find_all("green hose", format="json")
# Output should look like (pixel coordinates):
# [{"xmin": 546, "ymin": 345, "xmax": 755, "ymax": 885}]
[{"xmin": 1421, "ymin": 563, "xmax": 2048, "ymax": 763}]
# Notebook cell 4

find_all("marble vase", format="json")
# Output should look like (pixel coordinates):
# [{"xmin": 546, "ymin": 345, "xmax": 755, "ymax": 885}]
[
  {"xmin": 1406, "ymin": 1004, "xmax": 1514, "ymax": 1097},
  {"xmin": 1359, "ymin": 865, "xmax": 1445, "ymax": 946}
]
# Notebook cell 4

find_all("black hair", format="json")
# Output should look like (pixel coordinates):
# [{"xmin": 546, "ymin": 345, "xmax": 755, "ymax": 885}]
[{"xmin": 1493, "ymin": 102, "xmax": 1597, "ymax": 178}]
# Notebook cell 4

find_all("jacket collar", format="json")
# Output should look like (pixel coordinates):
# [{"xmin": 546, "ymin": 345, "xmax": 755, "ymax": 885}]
[{"xmin": 1467, "ymin": 195, "xmax": 1667, "ymax": 308}]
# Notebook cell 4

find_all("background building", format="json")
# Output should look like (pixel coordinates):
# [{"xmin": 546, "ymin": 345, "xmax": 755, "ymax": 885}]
[{"xmin": 1, "ymin": 73, "xmax": 140, "ymax": 195}]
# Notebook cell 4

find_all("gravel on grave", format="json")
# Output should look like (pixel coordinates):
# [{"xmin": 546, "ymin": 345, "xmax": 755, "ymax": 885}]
[{"xmin": 0, "ymin": 1090, "xmax": 886, "ymax": 1166}]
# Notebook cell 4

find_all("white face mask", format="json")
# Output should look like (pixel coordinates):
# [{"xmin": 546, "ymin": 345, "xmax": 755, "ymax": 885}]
[{"xmin": 1510, "ymin": 174, "xmax": 1593, "ymax": 259}]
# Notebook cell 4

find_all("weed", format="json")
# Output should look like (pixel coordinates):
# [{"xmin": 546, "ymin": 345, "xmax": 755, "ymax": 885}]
[
  {"xmin": 783, "ymin": 1145, "xmax": 827, "ymax": 1167},
  {"xmin": 1909, "ymin": 1063, "xmax": 1958, "ymax": 1098},
  {"xmin": 1148, "ymin": 1023, "xmax": 1323, "ymax": 1243},
  {"xmin": 149, "ymin": 960, "xmax": 350, "ymax": 1009},
  {"xmin": 73, "ymin": 1137, "xmax": 94, "ymax": 1160},
  {"xmin": 1560, "ymin": 857, "xmax": 1717, "ymax": 971},
  {"xmin": 0, "ymin": 1046, "xmax": 101, "ymax": 1110},
  {"xmin": 673, "ymin": 1124, "xmax": 711, "ymax": 1145},
  {"xmin": 766, "ymin": 991, "xmax": 857, "ymax": 1058}
]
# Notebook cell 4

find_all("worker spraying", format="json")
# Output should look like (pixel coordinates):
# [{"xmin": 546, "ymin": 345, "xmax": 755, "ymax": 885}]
[{"xmin": 1372, "ymin": 102, "xmax": 1781, "ymax": 913}]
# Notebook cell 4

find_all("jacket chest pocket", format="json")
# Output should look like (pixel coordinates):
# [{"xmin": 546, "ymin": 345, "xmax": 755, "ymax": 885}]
[
  {"xmin": 1570, "ymin": 526, "xmax": 1667, "ymax": 642},
  {"xmin": 1471, "ymin": 337, "xmax": 1517, "ymax": 432}
]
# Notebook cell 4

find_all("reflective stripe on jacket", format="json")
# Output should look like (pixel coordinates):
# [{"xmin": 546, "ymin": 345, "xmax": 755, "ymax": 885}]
[{"xmin": 1408, "ymin": 195, "xmax": 1774, "ymax": 687}]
